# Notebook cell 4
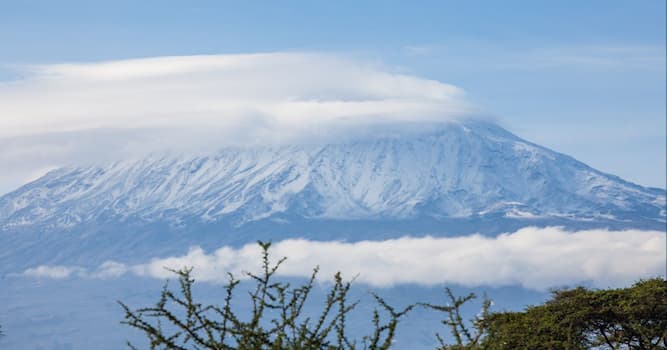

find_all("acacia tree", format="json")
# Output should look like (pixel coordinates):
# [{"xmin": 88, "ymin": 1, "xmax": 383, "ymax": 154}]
[
  {"xmin": 421, "ymin": 279, "xmax": 667, "ymax": 350},
  {"xmin": 421, "ymin": 288, "xmax": 492, "ymax": 350},
  {"xmin": 119, "ymin": 241, "xmax": 413, "ymax": 350},
  {"xmin": 481, "ymin": 279, "xmax": 667, "ymax": 350}
]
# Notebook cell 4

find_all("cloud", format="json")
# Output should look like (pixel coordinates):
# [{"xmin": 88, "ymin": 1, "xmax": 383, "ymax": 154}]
[
  {"xmin": 22, "ymin": 261, "xmax": 130, "ymax": 280},
  {"xmin": 403, "ymin": 45, "xmax": 435, "ymax": 57},
  {"xmin": 23, "ymin": 265, "xmax": 85, "ymax": 279},
  {"xmin": 527, "ymin": 45, "xmax": 666, "ymax": 70},
  {"xmin": 0, "ymin": 53, "xmax": 471, "ymax": 195},
  {"xmin": 401, "ymin": 43, "xmax": 666, "ymax": 72},
  {"xmin": 23, "ymin": 227, "xmax": 666, "ymax": 290},
  {"xmin": 0, "ymin": 53, "xmax": 469, "ymax": 139}
]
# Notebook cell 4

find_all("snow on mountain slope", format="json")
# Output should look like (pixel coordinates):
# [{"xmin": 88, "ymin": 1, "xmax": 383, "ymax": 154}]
[{"xmin": 1, "ymin": 120, "xmax": 664, "ymax": 232}]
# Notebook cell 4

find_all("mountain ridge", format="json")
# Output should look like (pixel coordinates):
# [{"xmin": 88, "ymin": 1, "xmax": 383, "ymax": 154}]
[{"xmin": 1, "ymin": 120, "xmax": 665, "ymax": 233}]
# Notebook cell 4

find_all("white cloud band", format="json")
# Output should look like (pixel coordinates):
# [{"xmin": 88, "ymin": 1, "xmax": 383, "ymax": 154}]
[
  {"xmin": 23, "ymin": 227, "xmax": 666, "ymax": 290},
  {"xmin": 0, "ymin": 53, "xmax": 470, "ymax": 139}
]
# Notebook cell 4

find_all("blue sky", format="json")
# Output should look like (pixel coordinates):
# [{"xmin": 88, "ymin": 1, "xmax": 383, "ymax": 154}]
[{"xmin": 0, "ymin": 0, "xmax": 665, "ymax": 188}]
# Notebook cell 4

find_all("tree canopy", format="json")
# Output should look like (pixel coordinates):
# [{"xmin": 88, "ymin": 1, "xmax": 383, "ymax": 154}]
[{"xmin": 481, "ymin": 278, "xmax": 667, "ymax": 350}]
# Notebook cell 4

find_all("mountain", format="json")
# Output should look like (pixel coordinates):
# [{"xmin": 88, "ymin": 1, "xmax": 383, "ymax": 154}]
[
  {"xmin": 0, "ymin": 120, "xmax": 664, "ymax": 270},
  {"xmin": 1, "ymin": 120, "xmax": 664, "ymax": 228},
  {"xmin": 1, "ymin": 120, "xmax": 665, "ymax": 350}
]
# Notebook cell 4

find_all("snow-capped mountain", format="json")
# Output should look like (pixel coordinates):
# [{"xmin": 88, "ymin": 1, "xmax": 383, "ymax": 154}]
[
  {"xmin": 1, "ymin": 120, "xmax": 665, "ymax": 350},
  {"xmin": 1, "ymin": 120, "xmax": 664, "ymax": 232}
]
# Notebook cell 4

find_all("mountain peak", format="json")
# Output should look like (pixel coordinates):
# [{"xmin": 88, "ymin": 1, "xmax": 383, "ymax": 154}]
[{"xmin": 1, "ymin": 121, "xmax": 665, "ymax": 232}]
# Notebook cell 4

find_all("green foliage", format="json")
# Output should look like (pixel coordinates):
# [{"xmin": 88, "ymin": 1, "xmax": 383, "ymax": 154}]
[
  {"xmin": 119, "ymin": 241, "xmax": 413, "ymax": 350},
  {"xmin": 482, "ymin": 278, "xmax": 667, "ymax": 350}
]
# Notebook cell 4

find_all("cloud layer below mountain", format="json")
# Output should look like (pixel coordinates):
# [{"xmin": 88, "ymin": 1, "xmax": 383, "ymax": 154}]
[{"xmin": 23, "ymin": 227, "xmax": 666, "ymax": 291}]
